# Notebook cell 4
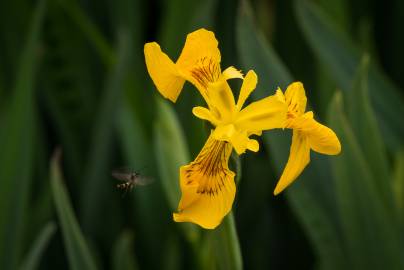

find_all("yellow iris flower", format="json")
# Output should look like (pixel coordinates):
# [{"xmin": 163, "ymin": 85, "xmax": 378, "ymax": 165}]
[
  {"xmin": 144, "ymin": 28, "xmax": 287, "ymax": 228},
  {"xmin": 144, "ymin": 29, "xmax": 341, "ymax": 228},
  {"xmin": 273, "ymin": 82, "xmax": 341, "ymax": 195}
]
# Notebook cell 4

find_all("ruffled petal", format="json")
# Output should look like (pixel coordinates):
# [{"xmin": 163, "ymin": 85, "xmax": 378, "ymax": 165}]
[
  {"xmin": 236, "ymin": 93, "xmax": 287, "ymax": 133},
  {"xmin": 144, "ymin": 42, "xmax": 185, "ymax": 102},
  {"xmin": 222, "ymin": 66, "xmax": 244, "ymax": 81},
  {"xmin": 274, "ymin": 130, "xmax": 310, "ymax": 195},
  {"xmin": 284, "ymin": 82, "xmax": 307, "ymax": 117},
  {"xmin": 292, "ymin": 112, "xmax": 341, "ymax": 155},
  {"xmin": 173, "ymin": 134, "xmax": 235, "ymax": 229},
  {"xmin": 236, "ymin": 70, "xmax": 257, "ymax": 110}
]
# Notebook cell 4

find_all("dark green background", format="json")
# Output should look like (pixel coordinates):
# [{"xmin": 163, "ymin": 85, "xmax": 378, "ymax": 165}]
[{"xmin": 0, "ymin": 0, "xmax": 403, "ymax": 269}]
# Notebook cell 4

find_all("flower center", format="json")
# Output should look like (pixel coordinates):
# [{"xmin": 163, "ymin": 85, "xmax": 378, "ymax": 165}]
[{"xmin": 190, "ymin": 57, "xmax": 221, "ymax": 90}]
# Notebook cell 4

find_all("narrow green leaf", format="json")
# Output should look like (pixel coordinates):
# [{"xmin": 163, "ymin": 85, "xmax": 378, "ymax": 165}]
[
  {"xmin": 237, "ymin": 1, "xmax": 292, "ymax": 99},
  {"xmin": 237, "ymin": 3, "xmax": 345, "ymax": 269},
  {"xmin": 19, "ymin": 222, "xmax": 56, "ymax": 270},
  {"xmin": 112, "ymin": 231, "xmax": 139, "ymax": 270},
  {"xmin": 328, "ymin": 92, "xmax": 403, "ymax": 269},
  {"xmin": 153, "ymin": 97, "xmax": 199, "ymax": 245},
  {"xmin": 117, "ymin": 101, "xmax": 172, "ymax": 269},
  {"xmin": 57, "ymin": 0, "xmax": 115, "ymax": 67},
  {"xmin": 393, "ymin": 151, "xmax": 404, "ymax": 225},
  {"xmin": 154, "ymin": 98, "xmax": 189, "ymax": 210},
  {"xmin": 0, "ymin": 1, "xmax": 45, "ymax": 268},
  {"xmin": 345, "ymin": 55, "xmax": 392, "ymax": 210},
  {"xmin": 295, "ymin": 0, "xmax": 404, "ymax": 150},
  {"xmin": 80, "ymin": 31, "xmax": 130, "ymax": 232},
  {"xmin": 162, "ymin": 235, "xmax": 182, "ymax": 270},
  {"xmin": 50, "ymin": 150, "xmax": 98, "ymax": 270},
  {"xmin": 210, "ymin": 213, "xmax": 242, "ymax": 270}
]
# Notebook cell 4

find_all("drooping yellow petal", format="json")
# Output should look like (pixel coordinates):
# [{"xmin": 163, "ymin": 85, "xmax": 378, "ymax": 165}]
[
  {"xmin": 236, "ymin": 70, "xmax": 257, "ymax": 110},
  {"xmin": 291, "ymin": 112, "xmax": 341, "ymax": 155},
  {"xmin": 274, "ymin": 130, "xmax": 310, "ymax": 195},
  {"xmin": 236, "ymin": 93, "xmax": 287, "ymax": 133},
  {"xmin": 144, "ymin": 42, "xmax": 185, "ymax": 102},
  {"xmin": 284, "ymin": 82, "xmax": 307, "ymax": 117},
  {"xmin": 212, "ymin": 124, "xmax": 258, "ymax": 154},
  {"xmin": 208, "ymin": 81, "xmax": 236, "ymax": 122},
  {"xmin": 173, "ymin": 134, "xmax": 235, "ymax": 229}
]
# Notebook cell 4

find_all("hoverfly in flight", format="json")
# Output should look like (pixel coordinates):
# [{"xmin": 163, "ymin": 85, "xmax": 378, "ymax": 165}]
[{"xmin": 112, "ymin": 167, "xmax": 153, "ymax": 194}]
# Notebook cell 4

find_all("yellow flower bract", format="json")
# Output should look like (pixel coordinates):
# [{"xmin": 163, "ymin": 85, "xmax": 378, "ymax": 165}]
[{"xmin": 144, "ymin": 28, "xmax": 341, "ymax": 229}]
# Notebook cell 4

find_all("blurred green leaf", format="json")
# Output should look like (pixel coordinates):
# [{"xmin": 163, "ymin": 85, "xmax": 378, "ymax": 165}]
[
  {"xmin": 237, "ymin": 2, "xmax": 345, "ymax": 269},
  {"xmin": 328, "ymin": 92, "xmax": 403, "ymax": 269},
  {"xmin": 345, "ymin": 55, "xmax": 392, "ymax": 210},
  {"xmin": 80, "ymin": 30, "xmax": 130, "ymax": 232},
  {"xmin": 393, "ymin": 151, "xmax": 404, "ymax": 225},
  {"xmin": 153, "ymin": 97, "xmax": 199, "ymax": 245},
  {"xmin": 237, "ymin": 1, "xmax": 292, "ymax": 97},
  {"xmin": 0, "ymin": 1, "xmax": 45, "ymax": 268},
  {"xmin": 154, "ymin": 98, "xmax": 189, "ymax": 210},
  {"xmin": 211, "ymin": 213, "xmax": 242, "ymax": 270},
  {"xmin": 50, "ymin": 150, "xmax": 98, "ymax": 270},
  {"xmin": 0, "ymin": 0, "xmax": 31, "ymax": 79},
  {"xmin": 41, "ymin": 2, "xmax": 101, "ymax": 183},
  {"xmin": 162, "ymin": 235, "xmax": 182, "ymax": 270},
  {"xmin": 19, "ymin": 222, "xmax": 56, "ymax": 270},
  {"xmin": 117, "ymin": 100, "xmax": 172, "ymax": 269},
  {"xmin": 112, "ymin": 231, "xmax": 139, "ymax": 270},
  {"xmin": 57, "ymin": 0, "xmax": 115, "ymax": 67},
  {"xmin": 295, "ymin": 0, "xmax": 404, "ymax": 150}
]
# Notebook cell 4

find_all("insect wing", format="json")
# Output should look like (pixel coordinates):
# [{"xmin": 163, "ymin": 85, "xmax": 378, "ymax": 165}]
[
  {"xmin": 134, "ymin": 175, "xmax": 154, "ymax": 186},
  {"xmin": 111, "ymin": 167, "xmax": 133, "ymax": 182}
]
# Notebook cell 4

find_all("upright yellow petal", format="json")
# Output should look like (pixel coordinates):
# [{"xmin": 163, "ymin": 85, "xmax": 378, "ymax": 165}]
[
  {"xmin": 236, "ymin": 93, "xmax": 287, "ymax": 133},
  {"xmin": 144, "ymin": 42, "xmax": 185, "ymax": 102},
  {"xmin": 285, "ymin": 82, "xmax": 307, "ymax": 117},
  {"xmin": 274, "ymin": 130, "xmax": 310, "ymax": 195},
  {"xmin": 176, "ymin": 28, "xmax": 221, "ymax": 71},
  {"xmin": 208, "ymin": 81, "xmax": 236, "ymax": 122},
  {"xmin": 292, "ymin": 112, "xmax": 341, "ymax": 155},
  {"xmin": 173, "ymin": 134, "xmax": 235, "ymax": 229},
  {"xmin": 236, "ymin": 70, "xmax": 257, "ymax": 110}
]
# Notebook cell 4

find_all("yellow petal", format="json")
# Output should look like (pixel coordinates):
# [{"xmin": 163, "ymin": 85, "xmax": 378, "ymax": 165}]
[
  {"xmin": 208, "ymin": 81, "xmax": 236, "ymax": 122},
  {"xmin": 212, "ymin": 125, "xmax": 259, "ymax": 154},
  {"xmin": 247, "ymin": 139, "xmax": 259, "ymax": 152},
  {"xmin": 236, "ymin": 70, "xmax": 257, "ymax": 110},
  {"xmin": 222, "ymin": 66, "xmax": 244, "ymax": 81},
  {"xmin": 173, "ymin": 134, "xmax": 235, "ymax": 229},
  {"xmin": 236, "ymin": 93, "xmax": 287, "ymax": 133},
  {"xmin": 176, "ymin": 28, "xmax": 221, "ymax": 71},
  {"xmin": 144, "ymin": 42, "xmax": 185, "ymax": 102},
  {"xmin": 175, "ymin": 29, "xmax": 222, "ymax": 97},
  {"xmin": 292, "ymin": 112, "xmax": 341, "ymax": 155},
  {"xmin": 274, "ymin": 130, "xmax": 310, "ymax": 195},
  {"xmin": 192, "ymin": 106, "xmax": 218, "ymax": 126},
  {"xmin": 285, "ymin": 82, "xmax": 307, "ymax": 117}
]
